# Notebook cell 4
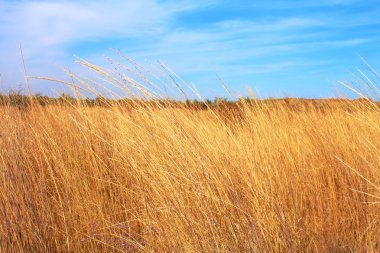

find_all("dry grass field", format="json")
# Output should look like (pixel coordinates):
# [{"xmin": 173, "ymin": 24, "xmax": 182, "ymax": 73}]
[{"xmin": 0, "ymin": 59, "xmax": 379, "ymax": 252}]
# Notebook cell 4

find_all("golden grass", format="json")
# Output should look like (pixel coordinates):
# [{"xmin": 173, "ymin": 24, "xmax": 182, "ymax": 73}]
[
  {"xmin": 1, "ymin": 57, "xmax": 379, "ymax": 252},
  {"xmin": 0, "ymin": 99, "xmax": 379, "ymax": 252}
]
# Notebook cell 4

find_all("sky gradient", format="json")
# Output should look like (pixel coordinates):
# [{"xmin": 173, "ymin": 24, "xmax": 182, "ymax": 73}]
[{"xmin": 1, "ymin": 0, "xmax": 380, "ymax": 99}]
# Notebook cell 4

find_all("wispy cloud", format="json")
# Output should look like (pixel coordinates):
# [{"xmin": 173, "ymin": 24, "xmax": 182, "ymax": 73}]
[
  {"xmin": 0, "ymin": 0, "xmax": 211, "ymax": 44},
  {"xmin": 0, "ymin": 0, "xmax": 212, "ymax": 90},
  {"xmin": 0, "ymin": 0, "xmax": 379, "ymax": 97}
]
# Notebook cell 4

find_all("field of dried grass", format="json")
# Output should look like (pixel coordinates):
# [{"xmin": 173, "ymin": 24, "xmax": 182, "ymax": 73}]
[
  {"xmin": 1, "ymin": 57, "xmax": 379, "ymax": 252},
  {"xmin": 0, "ymin": 97, "xmax": 379, "ymax": 252}
]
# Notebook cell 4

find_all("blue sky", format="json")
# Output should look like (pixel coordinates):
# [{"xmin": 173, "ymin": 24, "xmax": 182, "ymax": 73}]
[{"xmin": 0, "ymin": 0, "xmax": 380, "ymax": 99}]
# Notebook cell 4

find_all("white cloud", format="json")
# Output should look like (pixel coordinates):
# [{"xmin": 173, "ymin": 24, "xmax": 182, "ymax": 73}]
[
  {"xmin": 0, "ymin": 0, "xmax": 212, "ymax": 91},
  {"xmin": 0, "ymin": 0, "xmax": 188, "ymax": 52},
  {"xmin": 0, "ymin": 0, "xmax": 377, "ymax": 97}
]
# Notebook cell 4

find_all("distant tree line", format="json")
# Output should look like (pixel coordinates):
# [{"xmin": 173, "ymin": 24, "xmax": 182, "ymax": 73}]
[
  {"xmin": 0, "ymin": 91, "xmax": 377, "ymax": 113},
  {"xmin": 0, "ymin": 91, "xmax": 245, "ymax": 109}
]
